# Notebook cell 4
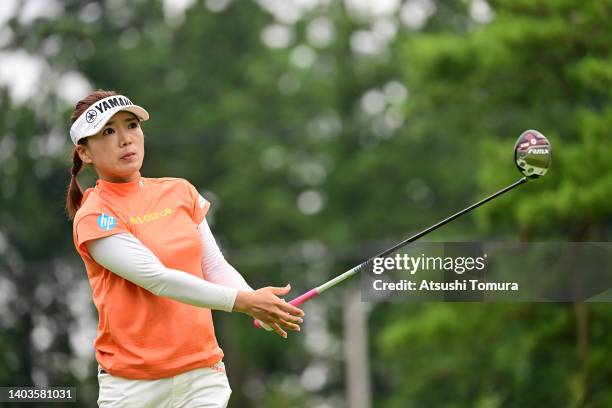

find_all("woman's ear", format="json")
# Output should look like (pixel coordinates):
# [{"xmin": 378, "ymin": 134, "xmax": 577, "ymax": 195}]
[{"xmin": 76, "ymin": 144, "xmax": 93, "ymax": 164}]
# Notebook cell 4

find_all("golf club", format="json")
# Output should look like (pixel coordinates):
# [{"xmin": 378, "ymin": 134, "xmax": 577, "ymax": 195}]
[{"xmin": 254, "ymin": 130, "xmax": 552, "ymax": 330}]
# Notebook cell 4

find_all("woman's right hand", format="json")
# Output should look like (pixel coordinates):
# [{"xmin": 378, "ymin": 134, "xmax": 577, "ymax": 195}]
[{"xmin": 233, "ymin": 284, "xmax": 304, "ymax": 338}]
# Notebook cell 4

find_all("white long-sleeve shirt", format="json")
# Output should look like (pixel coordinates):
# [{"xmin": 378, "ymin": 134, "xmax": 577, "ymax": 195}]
[{"xmin": 87, "ymin": 219, "xmax": 253, "ymax": 312}]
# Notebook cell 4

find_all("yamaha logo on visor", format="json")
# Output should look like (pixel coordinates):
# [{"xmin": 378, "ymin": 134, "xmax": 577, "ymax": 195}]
[
  {"xmin": 86, "ymin": 109, "xmax": 97, "ymax": 123},
  {"xmin": 69, "ymin": 94, "xmax": 150, "ymax": 146}
]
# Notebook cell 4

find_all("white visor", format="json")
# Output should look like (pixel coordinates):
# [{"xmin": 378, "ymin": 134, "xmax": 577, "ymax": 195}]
[{"xmin": 69, "ymin": 95, "xmax": 149, "ymax": 145}]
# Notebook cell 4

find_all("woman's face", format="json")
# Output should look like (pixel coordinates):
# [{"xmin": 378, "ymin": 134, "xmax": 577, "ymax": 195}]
[{"xmin": 76, "ymin": 111, "xmax": 145, "ymax": 183}]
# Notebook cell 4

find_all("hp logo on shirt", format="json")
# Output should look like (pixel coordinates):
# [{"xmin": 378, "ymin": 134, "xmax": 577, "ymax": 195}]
[{"xmin": 97, "ymin": 213, "xmax": 116, "ymax": 231}]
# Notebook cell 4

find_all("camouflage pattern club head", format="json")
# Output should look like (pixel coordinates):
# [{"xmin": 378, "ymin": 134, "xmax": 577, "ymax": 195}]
[{"xmin": 514, "ymin": 130, "xmax": 552, "ymax": 178}]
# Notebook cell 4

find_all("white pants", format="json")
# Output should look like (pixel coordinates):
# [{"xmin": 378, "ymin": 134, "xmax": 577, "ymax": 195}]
[{"xmin": 97, "ymin": 362, "xmax": 232, "ymax": 408}]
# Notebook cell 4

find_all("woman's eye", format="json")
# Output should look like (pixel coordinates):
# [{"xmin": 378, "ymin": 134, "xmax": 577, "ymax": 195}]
[
  {"xmin": 128, "ymin": 122, "xmax": 139, "ymax": 129},
  {"xmin": 103, "ymin": 128, "xmax": 114, "ymax": 135}
]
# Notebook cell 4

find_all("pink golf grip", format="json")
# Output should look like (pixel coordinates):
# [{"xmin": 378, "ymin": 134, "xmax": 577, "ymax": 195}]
[
  {"xmin": 253, "ymin": 288, "xmax": 319, "ymax": 329},
  {"xmin": 288, "ymin": 288, "xmax": 319, "ymax": 307}
]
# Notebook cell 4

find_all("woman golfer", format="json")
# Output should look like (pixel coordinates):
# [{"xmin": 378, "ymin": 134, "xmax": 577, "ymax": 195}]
[{"xmin": 66, "ymin": 90, "xmax": 304, "ymax": 407}]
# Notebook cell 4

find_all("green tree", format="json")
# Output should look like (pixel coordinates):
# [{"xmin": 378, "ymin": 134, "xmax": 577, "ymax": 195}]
[{"xmin": 376, "ymin": 1, "xmax": 612, "ymax": 406}]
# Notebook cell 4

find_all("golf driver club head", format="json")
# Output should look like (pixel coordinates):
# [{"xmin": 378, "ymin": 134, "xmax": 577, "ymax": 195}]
[{"xmin": 514, "ymin": 129, "xmax": 552, "ymax": 178}]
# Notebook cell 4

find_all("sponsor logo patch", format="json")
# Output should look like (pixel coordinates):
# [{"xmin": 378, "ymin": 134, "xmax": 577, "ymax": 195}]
[
  {"xmin": 85, "ymin": 109, "xmax": 97, "ymax": 123},
  {"xmin": 130, "ymin": 208, "xmax": 173, "ymax": 225},
  {"xmin": 97, "ymin": 213, "xmax": 116, "ymax": 231}
]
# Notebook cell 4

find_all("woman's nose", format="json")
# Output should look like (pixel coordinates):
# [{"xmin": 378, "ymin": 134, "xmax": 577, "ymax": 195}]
[{"xmin": 118, "ymin": 130, "xmax": 132, "ymax": 146}]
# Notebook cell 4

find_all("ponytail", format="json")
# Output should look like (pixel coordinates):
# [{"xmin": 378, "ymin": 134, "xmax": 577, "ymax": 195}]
[
  {"xmin": 65, "ymin": 89, "xmax": 118, "ymax": 220},
  {"xmin": 66, "ymin": 149, "xmax": 84, "ymax": 220}
]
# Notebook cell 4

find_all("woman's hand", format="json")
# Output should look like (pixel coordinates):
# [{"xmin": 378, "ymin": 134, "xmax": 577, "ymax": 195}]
[{"xmin": 233, "ymin": 284, "xmax": 304, "ymax": 338}]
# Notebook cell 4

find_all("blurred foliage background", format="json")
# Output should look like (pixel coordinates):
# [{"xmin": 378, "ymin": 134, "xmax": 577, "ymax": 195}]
[{"xmin": 0, "ymin": 0, "xmax": 611, "ymax": 406}]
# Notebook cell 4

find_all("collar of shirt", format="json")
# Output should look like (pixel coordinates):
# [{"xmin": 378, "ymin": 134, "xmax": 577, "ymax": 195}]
[{"xmin": 95, "ymin": 173, "xmax": 145, "ymax": 197}]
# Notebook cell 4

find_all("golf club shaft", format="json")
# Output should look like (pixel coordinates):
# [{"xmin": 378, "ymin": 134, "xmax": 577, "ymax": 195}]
[
  {"xmin": 369, "ymin": 176, "xmax": 528, "ymax": 259},
  {"xmin": 254, "ymin": 176, "xmax": 528, "ymax": 330}
]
